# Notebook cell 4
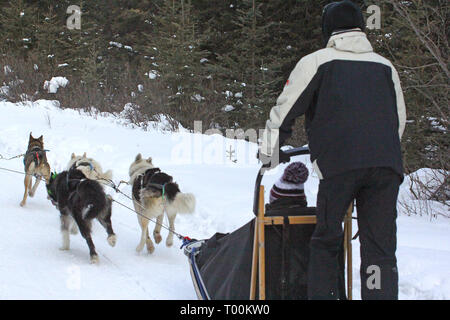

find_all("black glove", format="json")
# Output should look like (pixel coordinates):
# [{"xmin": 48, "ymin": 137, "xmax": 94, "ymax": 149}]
[
  {"xmin": 257, "ymin": 149, "xmax": 290, "ymax": 166},
  {"xmin": 279, "ymin": 149, "xmax": 291, "ymax": 164}
]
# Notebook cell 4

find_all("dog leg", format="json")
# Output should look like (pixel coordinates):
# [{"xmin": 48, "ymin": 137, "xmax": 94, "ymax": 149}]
[
  {"xmin": 76, "ymin": 219, "xmax": 98, "ymax": 263},
  {"xmin": 98, "ymin": 196, "xmax": 116, "ymax": 247},
  {"xmin": 98, "ymin": 216, "xmax": 116, "ymax": 247},
  {"xmin": 70, "ymin": 221, "xmax": 78, "ymax": 235},
  {"xmin": 60, "ymin": 215, "xmax": 71, "ymax": 250},
  {"xmin": 103, "ymin": 220, "xmax": 117, "ymax": 247},
  {"xmin": 136, "ymin": 217, "xmax": 151, "ymax": 253},
  {"xmin": 72, "ymin": 213, "xmax": 98, "ymax": 263},
  {"xmin": 153, "ymin": 215, "xmax": 163, "ymax": 244},
  {"xmin": 166, "ymin": 214, "xmax": 176, "ymax": 247},
  {"xmin": 145, "ymin": 232, "xmax": 155, "ymax": 254},
  {"xmin": 88, "ymin": 240, "xmax": 99, "ymax": 264},
  {"xmin": 20, "ymin": 175, "xmax": 32, "ymax": 207},
  {"xmin": 144, "ymin": 220, "xmax": 155, "ymax": 254},
  {"xmin": 29, "ymin": 177, "xmax": 41, "ymax": 197}
]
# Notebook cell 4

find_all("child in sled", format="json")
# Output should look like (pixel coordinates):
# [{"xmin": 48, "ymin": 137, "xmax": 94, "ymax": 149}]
[{"xmin": 266, "ymin": 161, "xmax": 309, "ymax": 210}]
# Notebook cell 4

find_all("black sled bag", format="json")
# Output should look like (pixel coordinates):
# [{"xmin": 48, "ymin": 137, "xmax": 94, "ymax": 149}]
[{"xmin": 185, "ymin": 205, "xmax": 346, "ymax": 300}]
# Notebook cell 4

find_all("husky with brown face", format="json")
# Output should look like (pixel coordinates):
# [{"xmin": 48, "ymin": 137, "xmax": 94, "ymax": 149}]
[
  {"xmin": 20, "ymin": 133, "xmax": 51, "ymax": 207},
  {"xmin": 129, "ymin": 154, "xmax": 196, "ymax": 254}
]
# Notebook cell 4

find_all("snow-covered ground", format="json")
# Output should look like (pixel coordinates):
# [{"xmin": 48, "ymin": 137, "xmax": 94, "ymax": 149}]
[{"xmin": 0, "ymin": 100, "xmax": 449, "ymax": 299}]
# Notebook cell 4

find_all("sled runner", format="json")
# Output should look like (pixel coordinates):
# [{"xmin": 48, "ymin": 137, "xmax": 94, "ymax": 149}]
[{"xmin": 184, "ymin": 147, "xmax": 353, "ymax": 300}]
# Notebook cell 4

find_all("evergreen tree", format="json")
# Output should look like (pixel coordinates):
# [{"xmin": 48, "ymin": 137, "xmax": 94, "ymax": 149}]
[
  {"xmin": 0, "ymin": 0, "xmax": 38, "ymax": 56},
  {"xmin": 0, "ymin": 0, "xmax": 446, "ymax": 174},
  {"xmin": 34, "ymin": 3, "xmax": 66, "ymax": 70},
  {"xmin": 146, "ymin": 0, "xmax": 217, "ymax": 129},
  {"xmin": 212, "ymin": 0, "xmax": 282, "ymax": 128}
]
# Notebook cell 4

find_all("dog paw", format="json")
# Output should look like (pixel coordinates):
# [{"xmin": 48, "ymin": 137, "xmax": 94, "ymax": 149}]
[
  {"xmin": 166, "ymin": 238, "xmax": 173, "ymax": 247},
  {"xmin": 107, "ymin": 234, "xmax": 117, "ymax": 247},
  {"xmin": 28, "ymin": 191, "xmax": 35, "ymax": 198},
  {"xmin": 90, "ymin": 255, "xmax": 99, "ymax": 264},
  {"xmin": 147, "ymin": 245, "xmax": 155, "ymax": 254},
  {"xmin": 146, "ymin": 241, "xmax": 155, "ymax": 254},
  {"xmin": 19, "ymin": 201, "xmax": 26, "ymax": 207},
  {"xmin": 59, "ymin": 245, "xmax": 70, "ymax": 251},
  {"xmin": 136, "ymin": 244, "xmax": 145, "ymax": 253},
  {"xmin": 154, "ymin": 232, "xmax": 162, "ymax": 244}
]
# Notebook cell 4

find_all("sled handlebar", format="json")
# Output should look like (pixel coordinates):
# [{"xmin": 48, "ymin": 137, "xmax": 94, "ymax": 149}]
[{"xmin": 253, "ymin": 147, "xmax": 310, "ymax": 216}]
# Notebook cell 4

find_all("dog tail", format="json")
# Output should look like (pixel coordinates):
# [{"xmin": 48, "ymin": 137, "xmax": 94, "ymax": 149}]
[{"xmin": 170, "ymin": 192, "xmax": 196, "ymax": 214}]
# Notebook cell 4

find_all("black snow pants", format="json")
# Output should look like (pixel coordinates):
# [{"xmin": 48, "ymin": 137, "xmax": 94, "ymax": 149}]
[{"xmin": 307, "ymin": 167, "xmax": 402, "ymax": 300}]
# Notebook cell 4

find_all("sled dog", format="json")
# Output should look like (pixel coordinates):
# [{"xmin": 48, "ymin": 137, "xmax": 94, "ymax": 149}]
[
  {"xmin": 129, "ymin": 153, "xmax": 195, "ymax": 253},
  {"xmin": 20, "ymin": 133, "xmax": 51, "ymax": 207},
  {"xmin": 46, "ymin": 168, "xmax": 116, "ymax": 263},
  {"xmin": 67, "ymin": 152, "xmax": 113, "ymax": 186}
]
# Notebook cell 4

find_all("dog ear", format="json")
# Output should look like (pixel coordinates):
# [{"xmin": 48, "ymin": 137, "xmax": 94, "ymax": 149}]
[
  {"xmin": 29, "ymin": 132, "xmax": 33, "ymax": 140},
  {"xmin": 71, "ymin": 153, "xmax": 76, "ymax": 159},
  {"xmin": 146, "ymin": 157, "xmax": 152, "ymax": 164},
  {"xmin": 83, "ymin": 152, "xmax": 87, "ymax": 158},
  {"xmin": 38, "ymin": 135, "xmax": 43, "ymax": 141},
  {"xmin": 135, "ymin": 153, "xmax": 142, "ymax": 161}
]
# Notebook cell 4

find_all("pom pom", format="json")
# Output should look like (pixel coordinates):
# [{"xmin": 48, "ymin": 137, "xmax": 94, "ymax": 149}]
[{"xmin": 282, "ymin": 161, "xmax": 309, "ymax": 184}]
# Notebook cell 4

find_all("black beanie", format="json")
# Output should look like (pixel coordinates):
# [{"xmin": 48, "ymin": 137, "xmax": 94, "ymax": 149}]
[{"xmin": 322, "ymin": 0, "xmax": 365, "ymax": 45}]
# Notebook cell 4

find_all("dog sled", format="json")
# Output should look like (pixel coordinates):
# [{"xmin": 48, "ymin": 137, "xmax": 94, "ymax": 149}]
[{"xmin": 183, "ymin": 147, "xmax": 354, "ymax": 300}]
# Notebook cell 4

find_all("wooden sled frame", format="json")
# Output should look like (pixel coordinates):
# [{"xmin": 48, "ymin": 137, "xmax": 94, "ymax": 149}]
[
  {"xmin": 250, "ymin": 147, "xmax": 353, "ymax": 300},
  {"xmin": 250, "ymin": 185, "xmax": 353, "ymax": 300}
]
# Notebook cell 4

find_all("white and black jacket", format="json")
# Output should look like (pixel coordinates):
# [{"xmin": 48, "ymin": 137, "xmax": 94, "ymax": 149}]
[{"xmin": 261, "ymin": 30, "xmax": 406, "ymax": 179}]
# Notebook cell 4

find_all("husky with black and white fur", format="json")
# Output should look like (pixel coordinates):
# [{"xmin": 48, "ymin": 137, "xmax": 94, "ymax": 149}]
[
  {"xmin": 129, "ymin": 153, "xmax": 195, "ymax": 254},
  {"xmin": 46, "ymin": 168, "xmax": 116, "ymax": 263}
]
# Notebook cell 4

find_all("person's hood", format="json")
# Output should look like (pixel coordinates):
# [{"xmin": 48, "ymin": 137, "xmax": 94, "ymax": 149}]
[{"xmin": 326, "ymin": 29, "xmax": 373, "ymax": 53}]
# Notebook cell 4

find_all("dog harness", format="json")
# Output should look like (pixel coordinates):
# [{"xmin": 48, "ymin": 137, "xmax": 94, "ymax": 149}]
[
  {"xmin": 47, "ymin": 172, "xmax": 59, "ymax": 206},
  {"xmin": 132, "ymin": 168, "xmax": 166, "ymax": 202},
  {"xmin": 24, "ymin": 146, "xmax": 48, "ymax": 167},
  {"xmin": 75, "ymin": 161, "xmax": 94, "ymax": 171}
]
